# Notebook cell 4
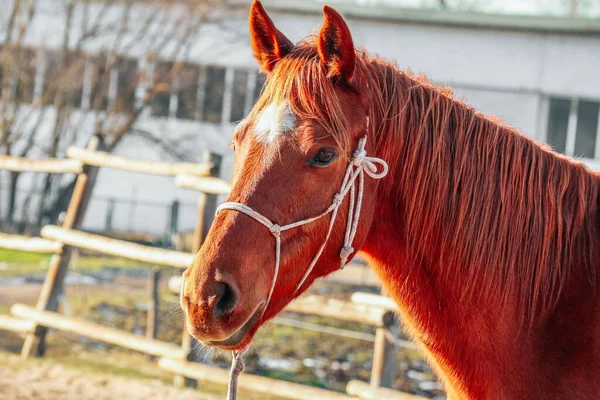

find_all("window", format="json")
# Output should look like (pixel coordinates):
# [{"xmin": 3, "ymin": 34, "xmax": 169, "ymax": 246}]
[
  {"xmin": 546, "ymin": 97, "xmax": 600, "ymax": 159},
  {"xmin": 151, "ymin": 60, "xmax": 173, "ymax": 118},
  {"xmin": 574, "ymin": 101, "xmax": 600, "ymax": 159},
  {"xmin": 41, "ymin": 50, "xmax": 60, "ymax": 105},
  {"xmin": 13, "ymin": 47, "xmax": 37, "ymax": 104},
  {"xmin": 0, "ymin": 47, "xmax": 4, "ymax": 100},
  {"xmin": 89, "ymin": 53, "xmax": 110, "ymax": 111},
  {"xmin": 66, "ymin": 51, "xmax": 87, "ymax": 108},
  {"xmin": 175, "ymin": 63, "xmax": 199, "ymax": 120},
  {"xmin": 546, "ymin": 99, "xmax": 571, "ymax": 154},
  {"xmin": 253, "ymin": 72, "xmax": 267, "ymax": 104},
  {"xmin": 230, "ymin": 69, "xmax": 249, "ymax": 122},
  {"xmin": 115, "ymin": 57, "xmax": 138, "ymax": 114},
  {"xmin": 41, "ymin": 50, "xmax": 85, "ymax": 108},
  {"xmin": 202, "ymin": 66, "xmax": 226, "ymax": 123}
]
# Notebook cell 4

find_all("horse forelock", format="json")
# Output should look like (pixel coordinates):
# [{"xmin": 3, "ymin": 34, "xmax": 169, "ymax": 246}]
[{"xmin": 249, "ymin": 38, "xmax": 362, "ymax": 154}]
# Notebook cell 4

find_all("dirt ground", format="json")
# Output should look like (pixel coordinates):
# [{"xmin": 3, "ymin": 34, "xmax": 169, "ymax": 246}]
[
  {"xmin": 0, "ymin": 353, "xmax": 219, "ymax": 400},
  {"xmin": 0, "ymin": 284, "xmax": 41, "ymax": 308}
]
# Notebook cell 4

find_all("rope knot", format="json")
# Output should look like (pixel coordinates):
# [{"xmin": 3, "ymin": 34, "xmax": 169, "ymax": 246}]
[
  {"xmin": 332, "ymin": 193, "xmax": 343, "ymax": 206},
  {"xmin": 352, "ymin": 149, "xmax": 367, "ymax": 167},
  {"xmin": 269, "ymin": 224, "xmax": 281, "ymax": 237},
  {"xmin": 339, "ymin": 246, "xmax": 354, "ymax": 268}
]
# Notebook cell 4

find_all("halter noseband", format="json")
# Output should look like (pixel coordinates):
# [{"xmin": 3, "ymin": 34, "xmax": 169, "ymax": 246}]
[{"xmin": 217, "ymin": 136, "xmax": 388, "ymax": 400}]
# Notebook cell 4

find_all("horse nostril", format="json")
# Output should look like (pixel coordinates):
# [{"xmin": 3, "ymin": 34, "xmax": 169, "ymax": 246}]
[{"xmin": 213, "ymin": 281, "xmax": 238, "ymax": 319}]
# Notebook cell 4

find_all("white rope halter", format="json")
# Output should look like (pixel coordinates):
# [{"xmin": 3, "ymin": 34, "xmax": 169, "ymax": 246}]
[{"xmin": 218, "ymin": 136, "xmax": 388, "ymax": 400}]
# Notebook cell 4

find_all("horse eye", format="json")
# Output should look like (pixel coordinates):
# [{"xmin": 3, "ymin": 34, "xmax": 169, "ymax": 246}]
[{"xmin": 311, "ymin": 148, "xmax": 337, "ymax": 166}]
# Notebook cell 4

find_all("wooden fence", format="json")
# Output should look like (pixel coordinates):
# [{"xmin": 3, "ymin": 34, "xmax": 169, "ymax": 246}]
[{"xmin": 0, "ymin": 143, "xmax": 425, "ymax": 400}]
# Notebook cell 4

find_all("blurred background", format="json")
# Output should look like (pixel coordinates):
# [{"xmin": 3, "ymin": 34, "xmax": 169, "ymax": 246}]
[{"xmin": 0, "ymin": 1, "xmax": 598, "ymax": 399}]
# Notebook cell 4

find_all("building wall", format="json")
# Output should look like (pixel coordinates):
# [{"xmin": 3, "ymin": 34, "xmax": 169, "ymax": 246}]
[
  {"xmin": 197, "ymin": 9, "xmax": 600, "ymax": 150},
  {"xmin": 2, "ymin": 2, "xmax": 599, "ymax": 235}
]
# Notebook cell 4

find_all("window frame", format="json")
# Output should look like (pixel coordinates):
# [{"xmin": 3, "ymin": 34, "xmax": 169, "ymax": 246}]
[{"xmin": 542, "ymin": 95, "xmax": 600, "ymax": 161}]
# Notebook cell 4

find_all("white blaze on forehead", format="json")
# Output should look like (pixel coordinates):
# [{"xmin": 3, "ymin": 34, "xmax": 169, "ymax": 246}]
[{"xmin": 254, "ymin": 102, "xmax": 296, "ymax": 144}]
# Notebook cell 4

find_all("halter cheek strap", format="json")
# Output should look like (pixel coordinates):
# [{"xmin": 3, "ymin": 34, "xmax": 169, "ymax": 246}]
[{"xmin": 217, "ymin": 137, "xmax": 388, "ymax": 400}]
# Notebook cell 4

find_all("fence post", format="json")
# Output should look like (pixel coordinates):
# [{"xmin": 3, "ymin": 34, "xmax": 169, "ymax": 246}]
[
  {"xmin": 370, "ymin": 287, "xmax": 397, "ymax": 388},
  {"xmin": 175, "ymin": 151, "xmax": 222, "ymax": 388},
  {"xmin": 21, "ymin": 134, "xmax": 106, "ymax": 358},
  {"xmin": 165, "ymin": 200, "xmax": 179, "ymax": 247},
  {"xmin": 146, "ymin": 266, "xmax": 161, "ymax": 360},
  {"xmin": 371, "ymin": 326, "xmax": 397, "ymax": 388},
  {"xmin": 105, "ymin": 197, "xmax": 115, "ymax": 231}
]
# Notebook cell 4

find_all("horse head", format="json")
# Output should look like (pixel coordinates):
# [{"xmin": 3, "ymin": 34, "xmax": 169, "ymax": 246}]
[{"xmin": 181, "ymin": 1, "xmax": 387, "ymax": 350}]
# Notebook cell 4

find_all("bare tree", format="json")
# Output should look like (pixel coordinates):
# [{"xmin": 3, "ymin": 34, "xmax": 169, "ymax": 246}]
[
  {"xmin": 0, "ymin": 0, "xmax": 236, "ymax": 230},
  {"xmin": 569, "ymin": 0, "xmax": 579, "ymax": 15},
  {"xmin": 564, "ymin": 0, "xmax": 600, "ymax": 16}
]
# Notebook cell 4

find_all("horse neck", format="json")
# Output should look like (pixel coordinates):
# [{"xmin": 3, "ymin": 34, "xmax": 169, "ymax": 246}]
[
  {"xmin": 359, "ymin": 61, "xmax": 600, "ymax": 398},
  {"xmin": 362, "ymin": 65, "xmax": 494, "ymax": 301},
  {"xmin": 361, "ymin": 60, "xmax": 599, "ymax": 310},
  {"xmin": 360, "ymin": 64, "xmax": 511, "ymax": 333}
]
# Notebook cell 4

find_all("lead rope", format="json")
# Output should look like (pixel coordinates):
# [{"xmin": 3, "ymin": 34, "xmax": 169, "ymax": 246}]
[
  {"xmin": 219, "ymin": 137, "xmax": 388, "ymax": 400},
  {"xmin": 226, "ymin": 348, "xmax": 246, "ymax": 400}
]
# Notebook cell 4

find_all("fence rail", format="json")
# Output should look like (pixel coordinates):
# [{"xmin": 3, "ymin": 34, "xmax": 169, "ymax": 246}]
[
  {"xmin": 175, "ymin": 174, "xmax": 231, "ymax": 194},
  {"xmin": 11, "ymin": 304, "xmax": 186, "ymax": 359},
  {"xmin": 0, "ymin": 315, "xmax": 36, "ymax": 334},
  {"xmin": 0, "ymin": 155, "xmax": 82, "ymax": 174},
  {"xmin": 158, "ymin": 357, "xmax": 355, "ymax": 400},
  {"xmin": 346, "ymin": 380, "xmax": 428, "ymax": 400},
  {"xmin": 0, "ymin": 144, "xmax": 423, "ymax": 399},
  {"xmin": 0, "ymin": 233, "xmax": 61, "ymax": 254},
  {"xmin": 285, "ymin": 295, "xmax": 394, "ymax": 327},
  {"xmin": 351, "ymin": 292, "xmax": 397, "ymax": 311},
  {"xmin": 66, "ymin": 147, "xmax": 212, "ymax": 176},
  {"xmin": 41, "ymin": 225, "xmax": 193, "ymax": 269}
]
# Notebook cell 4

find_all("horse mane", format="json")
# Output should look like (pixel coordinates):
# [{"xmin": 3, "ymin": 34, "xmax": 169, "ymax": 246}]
[{"xmin": 259, "ymin": 37, "xmax": 600, "ymax": 320}]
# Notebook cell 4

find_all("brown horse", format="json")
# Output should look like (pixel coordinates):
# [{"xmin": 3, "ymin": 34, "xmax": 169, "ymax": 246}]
[{"xmin": 181, "ymin": 1, "xmax": 600, "ymax": 398}]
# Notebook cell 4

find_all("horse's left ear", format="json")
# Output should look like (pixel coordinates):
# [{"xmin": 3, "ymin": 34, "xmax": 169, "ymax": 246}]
[
  {"xmin": 249, "ymin": 0, "xmax": 294, "ymax": 72},
  {"xmin": 318, "ymin": 6, "xmax": 355, "ymax": 83}
]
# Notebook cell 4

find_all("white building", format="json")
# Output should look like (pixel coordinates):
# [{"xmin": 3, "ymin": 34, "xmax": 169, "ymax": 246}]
[{"xmin": 1, "ymin": 0, "xmax": 599, "ymax": 235}]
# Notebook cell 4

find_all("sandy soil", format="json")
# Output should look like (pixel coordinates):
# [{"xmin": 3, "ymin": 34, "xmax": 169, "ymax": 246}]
[
  {"xmin": 0, "ymin": 284, "xmax": 42, "ymax": 307},
  {"xmin": 0, "ymin": 354, "xmax": 219, "ymax": 400}
]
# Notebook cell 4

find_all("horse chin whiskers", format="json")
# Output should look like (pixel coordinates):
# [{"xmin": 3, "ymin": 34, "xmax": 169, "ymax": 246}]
[{"xmin": 194, "ymin": 342, "xmax": 223, "ymax": 361}]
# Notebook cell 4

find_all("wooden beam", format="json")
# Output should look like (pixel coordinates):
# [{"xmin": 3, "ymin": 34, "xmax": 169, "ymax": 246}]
[
  {"xmin": 41, "ymin": 226, "xmax": 194, "ymax": 269},
  {"xmin": 346, "ymin": 380, "xmax": 428, "ymax": 400},
  {"xmin": 272, "ymin": 317, "xmax": 376, "ymax": 342},
  {"xmin": 12, "ymin": 304, "xmax": 185, "ymax": 359},
  {"xmin": 371, "ymin": 327, "xmax": 397, "ymax": 388},
  {"xmin": 22, "ymin": 134, "xmax": 105, "ymax": 358},
  {"xmin": 0, "ymin": 233, "xmax": 61, "ymax": 254},
  {"xmin": 159, "ymin": 357, "xmax": 354, "ymax": 400},
  {"xmin": 146, "ymin": 267, "xmax": 161, "ymax": 361},
  {"xmin": 175, "ymin": 174, "xmax": 231, "ymax": 195},
  {"xmin": 351, "ymin": 292, "xmax": 397, "ymax": 311},
  {"xmin": 66, "ymin": 147, "xmax": 212, "ymax": 176},
  {"xmin": 0, "ymin": 155, "xmax": 82, "ymax": 174},
  {"xmin": 0, "ymin": 315, "xmax": 36, "ymax": 334},
  {"xmin": 285, "ymin": 295, "xmax": 394, "ymax": 327},
  {"xmin": 168, "ymin": 275, "xmax": 183, "ymax": 294}
]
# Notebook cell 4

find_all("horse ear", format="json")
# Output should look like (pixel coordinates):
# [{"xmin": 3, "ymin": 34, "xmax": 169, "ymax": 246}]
[
  {"xmin": 249, "ymin": 0, "xmax": 294, "ymax": 72},
  {"xmin": 318, "ymin": 6, "xmax": 355, "ymax": 82}
]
